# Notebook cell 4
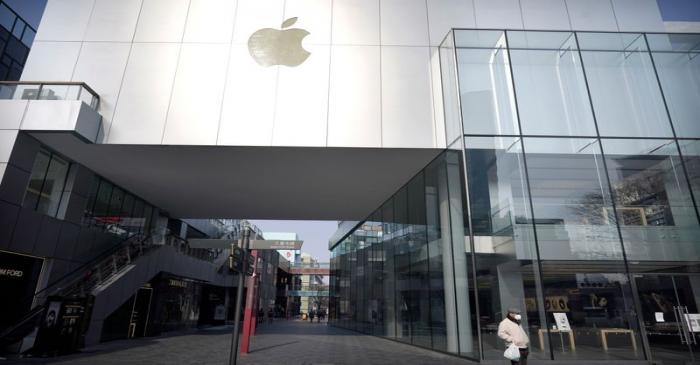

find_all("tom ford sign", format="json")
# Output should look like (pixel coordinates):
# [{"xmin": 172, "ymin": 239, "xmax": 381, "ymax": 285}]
[{"xmin": 0, "ymin": 268, "xmax": 24, "ymax": 277}]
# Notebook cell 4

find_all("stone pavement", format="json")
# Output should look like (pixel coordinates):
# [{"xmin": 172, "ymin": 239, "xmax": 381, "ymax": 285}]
[{"xmin": 4, "ymin": 320, "xmax": 476, "ymax": 365}]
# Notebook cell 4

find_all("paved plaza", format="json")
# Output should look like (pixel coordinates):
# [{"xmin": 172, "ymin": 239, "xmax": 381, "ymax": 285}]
[{"xmin": 4, "ymin": 320, "xmax": 475, "ymax": 365}]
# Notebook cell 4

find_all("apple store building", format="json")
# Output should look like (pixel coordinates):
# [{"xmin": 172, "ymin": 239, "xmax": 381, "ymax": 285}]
[{"xmin": 1, "ymin": 0, "xmax": 700, "ymax": 363}]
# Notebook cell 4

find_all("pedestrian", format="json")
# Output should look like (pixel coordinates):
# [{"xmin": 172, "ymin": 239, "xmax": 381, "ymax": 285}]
[
  {"xmin": 318, "ymin": 308, "xmax": 325, "ymax": 323},
  {"xmin": 268, "ymin": 308, "xmax": 274, "ymax": 324},
  {"xmin": 309, "ymin": 309, "xmax": 315, "ymax": 323},
  {"xmin": 257, "ymin": 308, "xmax": 264, "ymax": 324},
  {"xmin": 498, "ymin": 308, "xmax": 529, "ymax": 365}
]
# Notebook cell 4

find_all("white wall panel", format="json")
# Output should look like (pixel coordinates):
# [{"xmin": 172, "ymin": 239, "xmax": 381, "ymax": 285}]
[
  {"xmin": 84, "ymin": 0, "xmax": 142, "ymax": 42},
  {"xmin": 381, "ymin": 0, "xmax": 429, "ymax": 46},
  {"xmin": 566, "ymin": 0, "xmax": 618, "ymax": 31},
  {"xmin": 327, "ymin": 46, "xmax": 381, "ymax": 147},
  {"xmin": 218, "ymin": 45, "xmax": 277, "ymax": 146},
  {"xmin": 0, "ymin": 100, "xmax": 27, "ymax": 130},
  {"xmin": 474, "ymin": 0, "xmax": 524, "ymax": 29},
  {"xmin": 381, "ymin": 47, "xmax": 434, "ymax": 148},
  {"xmin": 284, "ymin": 0, "xmax": 332, "ymax": 45},
  {"xmin": 426, "ymin": 0, "xmax": 475, "ymax": 46},
  {"xmin": 332, "ymin": 0, "xmax": 379, "ymax": 45},
  {"xmin": 71, "ymin": 42, "xmax": 131, "ymax": 141},
  {"xmin": 0, "ymin": 130, "xmax": 18, "ymax": 163},
  {"xmin": 429, "ymin": 47, "xmax": 445, "ymax": 148},
  {"xmin": 232, "ymin": 0, "xmax": 284, "ymax": 44},
  {"xmin": 21, "ymin": 41, "xmax": 82, "ymax": 81},
  {"xmin": 611, "ymin": 0, "xmax": 664, "ymax": 32},
  {"xmin": 134, "ymin": 0, "xmax": 189, "ymax": 42},
  {"xmin": 273, "ymin": 45, "xmax": 330, "ymax": 147},
  {"xmin": 35, "ymin": 0, "xmax": 94, "ymax": 41},
  {"xmin": 108, "ymin": 43, "xmax": 180, "ymax": 144},
  {"xmin": 162, "ymin": 44, "xmax": 229, "ymax": 145},
  {"xmin": 520, "ymin": 0, "xmax": 571, "ymax": 30},
  {"xmin": 184, "ymin": 0, "xmax": 237, "ymax": 43}
]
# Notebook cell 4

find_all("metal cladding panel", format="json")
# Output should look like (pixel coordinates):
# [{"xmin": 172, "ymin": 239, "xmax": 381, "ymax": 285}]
[
  {"xmin": 380, "ymin": 0, "xmax": 429, "ymax": 46},
  {"xmin": 35, "ymin": 0, "xmax": 94, "ymax": 42},
  {"xmin": 520, "ymin": 0, "xmax": 572, "ymax": 30},
  {"xmin": 184, "ymin": 0, "xmax": 237, "ymax": 43},
  {"xmin": 474, "ymin": 0, "xmax": 524, "ymax": 29},
  {"xmin": 381, "ymin": 46, "xmax": 435, "ymax": 148},
  {"xmin": 134, "ymin": 0, "xmax": 189, "ymax": 43},
  {"xmin": 71, "ymin": 42, "xmax": 131, "ymax": 141},
  {"xmin": 565, "ymin": 0, "xmax": 619, "ymax": 31}
]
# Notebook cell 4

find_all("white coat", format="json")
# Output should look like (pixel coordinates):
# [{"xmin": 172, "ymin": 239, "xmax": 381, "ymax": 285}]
[{"xmin": 498, "ymin": 318, "xmax": 530, "ymax": 348}]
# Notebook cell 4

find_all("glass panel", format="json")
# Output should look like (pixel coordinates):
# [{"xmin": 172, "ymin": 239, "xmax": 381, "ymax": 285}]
[
  {"xmin": 522, "ymin": 137, "xmax": 623, "ymax": 260},
  {"xmin": 407, "ymin": 173, "xmax": 431, "ymax": 348},
  {"xmin": 23, "ymin": 150, "xmax": 51, "ymax": 210},
  {"xmin": 92, "ymin": 179, "xmax": 113, "ymax": 224},
  {"xmin": 678, "ymin": 139, "xmax": 700, "ymax": 211},
  {"xmin": 602, "ymin": 139, "xmax": 700, "ymax": 262},
  {"xmin": 647, "ymin": 34, "xmax": 700, "ymax": 138},
  {"xmin": 464, "ymin": 136, "xmax": 548, "ymax": 360},
  {"xmin": 540, "ymin": 262, "xmax": 642, "ymax": 360},
  {"xmin": 425, "ymin": 158, "xmax": 448, "ymax": 352},
  {"xmin": 456, "ymin": 30, "xmax": 519, "ymax": 135},
  {"xmin": 382, "ymin": 199, "xmax": 396, "ymax": 339},
  {"xmin": 108, "ymin": 187, "xmax": 124, "ymax": 218},
  {"xmin": 440, "ymin": 31, "xmax": 461, "ymax": 146},
  {"xmin": 36, "ymin": 154, "xmax": 70, "ymax": 217},
  {"xmin": 394, "ymin": 186, "xmax": 411, "ymax": 343},
  {"xmin": 578, "ymin": 32, "xmax": 674, "ymax": 137},
  {"xmin": 508, "ymin": 31, "xmax": 597, "ymax": 136}
]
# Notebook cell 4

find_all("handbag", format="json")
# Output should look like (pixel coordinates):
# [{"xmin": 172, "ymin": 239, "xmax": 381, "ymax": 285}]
[{"xmin": 504, "ymin": 343, "xmax": 521, "ymax": 361}]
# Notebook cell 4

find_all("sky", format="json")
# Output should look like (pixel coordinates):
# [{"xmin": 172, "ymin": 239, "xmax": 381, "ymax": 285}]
[{"xmin": 249, "ymin": 220, "xmax": 337, "ymax": 261}]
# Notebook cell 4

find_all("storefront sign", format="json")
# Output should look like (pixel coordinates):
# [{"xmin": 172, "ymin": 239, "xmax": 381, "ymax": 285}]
[
  {"xmin": 686, "ymin": 313, "xmax": 700, "ymax": 332},
  {"xmin": 249, "ymin": 240, "xmax": 303, "ymax": 250},
  {"xmin": 553, "ymin": 312, "xmax": 571, "ymax": 331},
  {"xmin": 544, "ymin": 296, "xmax": 569, "ymax": 312},
  {"xmin": 169, "ymin": 279, "xmax": 188, "ymax": 288},
  {"xmin": 0, "ymin": 251, "xmax": 44, "ymax": 328},
  {"xmin": 0, "ymin": 268, "xmax": 24, "ymax": 277}
]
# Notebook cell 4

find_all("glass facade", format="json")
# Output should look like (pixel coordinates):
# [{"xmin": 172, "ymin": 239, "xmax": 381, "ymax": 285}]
[{"xmin": 331, "ymin": 30, "xmax": 700, "ymax": 363}]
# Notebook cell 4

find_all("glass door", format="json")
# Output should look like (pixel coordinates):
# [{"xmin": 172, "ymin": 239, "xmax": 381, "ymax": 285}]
[{"xmin": 636, "ymin": 275, "xmax": 700, "ymax": 364}]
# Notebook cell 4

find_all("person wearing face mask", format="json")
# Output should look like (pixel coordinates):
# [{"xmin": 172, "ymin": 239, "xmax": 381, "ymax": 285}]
[{"xmin": 498, "ymin": 307, "xmax": 530, "ymax": 364}]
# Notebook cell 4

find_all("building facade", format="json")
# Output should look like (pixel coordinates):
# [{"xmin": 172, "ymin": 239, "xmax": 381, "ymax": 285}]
[
  {"xmin": 330, "ymin": 28, "xmax": 700, "ymax": 364},
  {"xmin": 0, "ymin": 0, "xmax": 698, "ymax": 363}
]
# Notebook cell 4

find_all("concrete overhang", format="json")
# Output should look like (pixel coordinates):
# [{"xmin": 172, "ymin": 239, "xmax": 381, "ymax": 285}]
[{"xmin": 31, "ymin": 132, "xmax": 442, "ymax": 221}]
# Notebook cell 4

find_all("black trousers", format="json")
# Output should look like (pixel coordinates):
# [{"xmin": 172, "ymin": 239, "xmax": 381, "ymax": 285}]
[{"xmin": 511, "ymin": 348, "xmax": 528, "ymax": 365}]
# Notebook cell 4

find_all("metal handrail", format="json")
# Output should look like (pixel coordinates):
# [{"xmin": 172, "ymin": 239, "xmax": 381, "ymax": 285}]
[{"xmin": 0, "ymin": 81, "xmax": 100, "ymax": 110}]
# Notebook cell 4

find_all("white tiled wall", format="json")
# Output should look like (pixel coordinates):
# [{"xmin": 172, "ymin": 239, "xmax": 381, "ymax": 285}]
[{"xmin": 22, "ymin": 0, "xmax": 667, "ymax": 149}]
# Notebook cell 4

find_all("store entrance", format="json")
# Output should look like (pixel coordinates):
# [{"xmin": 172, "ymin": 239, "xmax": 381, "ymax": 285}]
[{"xmin": 636, "ymin": 275, "xmax": 700, "ymax": 364}]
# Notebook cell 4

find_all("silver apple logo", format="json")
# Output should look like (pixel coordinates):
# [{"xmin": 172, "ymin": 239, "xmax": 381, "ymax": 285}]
[{"xmin": 248, "ymin": 17, "xmax": 310, "ymax": 67}]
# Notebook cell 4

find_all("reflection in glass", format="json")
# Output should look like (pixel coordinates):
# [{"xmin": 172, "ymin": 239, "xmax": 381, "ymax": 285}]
[
  {"xmin": 602, "ymin": 139, "xmax": 700, "ymax": 261},
  {"xmin": 456, "ymin": 31, "xmax": 519, "ymax": 135},
  {"xmin": 464, "ymin": 136, "xmax": 548, "ymax": 360},
  {"xmin": 578, "ymin": 32, "xmax": 673, "ymax": 137},
  {"xmin": 678, "ymin": 139, "xmax": 700, "ymax": 210},
  {"xmin": 522, "ymin": 138, "xmax": 623, "ymax": 260},
  {"xmin": 647, "ymin": 34, "xmax": 700, "ymax": 138},
  {"xmin": 540, "ymin": 263, "xmax": 642, "ymax": 360},
  {"xmin": 508, "ymin": 31, "xmax": 597, "ymax": 136}
]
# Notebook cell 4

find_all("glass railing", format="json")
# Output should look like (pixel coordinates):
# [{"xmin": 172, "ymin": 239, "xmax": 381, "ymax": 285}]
[{"xmin": 0, "ymin": 81, "xmax": 100, "ymax": 110}]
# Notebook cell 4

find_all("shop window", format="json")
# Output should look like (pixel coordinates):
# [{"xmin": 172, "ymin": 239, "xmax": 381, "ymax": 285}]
[{"xmin": 23, "ymin": 149, "xmax": 70, "ymax": 217}]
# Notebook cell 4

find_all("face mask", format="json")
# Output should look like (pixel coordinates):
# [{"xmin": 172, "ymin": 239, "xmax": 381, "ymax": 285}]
[{"xmin": 514, "ymin": 314, "xmax": 522, "ymax": 321}]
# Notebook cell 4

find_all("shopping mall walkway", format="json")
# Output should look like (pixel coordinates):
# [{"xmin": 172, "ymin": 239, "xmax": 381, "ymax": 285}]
[{"xmin": 4, "ymin": 320, "xmax": 475, "ymax": 365}]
